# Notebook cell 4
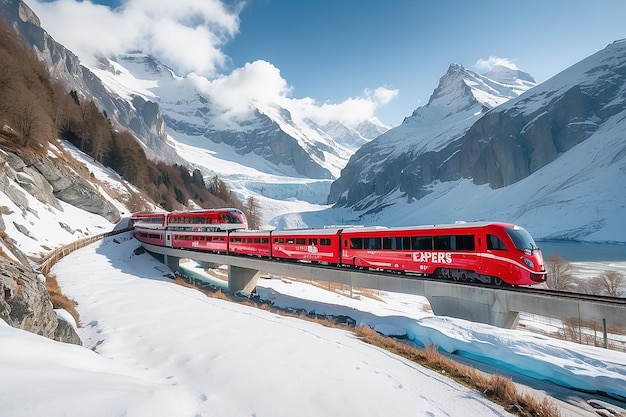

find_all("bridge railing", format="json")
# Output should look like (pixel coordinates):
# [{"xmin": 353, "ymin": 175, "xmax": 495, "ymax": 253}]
[{"xmin": 37, "ymin": 227, "xmax": 131, "ymax": 275}]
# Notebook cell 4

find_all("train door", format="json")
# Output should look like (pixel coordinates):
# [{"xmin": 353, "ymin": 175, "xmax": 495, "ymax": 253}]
[
  {"xmin": 476, "ymin": 234, "xmax": 484, "ymax": 274},
  {"xmin": 165, "ymin": 230, "xmax": 173, "ymax": 247}
]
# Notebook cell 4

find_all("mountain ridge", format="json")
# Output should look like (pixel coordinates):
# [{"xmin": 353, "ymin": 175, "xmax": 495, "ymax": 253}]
[
  {"xmin": 317, "ymin": 40, "xmax": 626, "ymax": 243},
  {"xmin": 327, "ymin": 62, "xmax": 536, "ymax": 209}
]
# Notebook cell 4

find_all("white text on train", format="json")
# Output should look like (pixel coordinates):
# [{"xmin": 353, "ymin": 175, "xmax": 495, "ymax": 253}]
[{"xmin": 412, "ymin": 252, "xmax": 452, "ymax": 264}]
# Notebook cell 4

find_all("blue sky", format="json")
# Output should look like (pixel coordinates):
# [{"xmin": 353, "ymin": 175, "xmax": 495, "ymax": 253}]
[{"xmin": 31, "ymin": 0, "xmax": 626, "ymax": 126}]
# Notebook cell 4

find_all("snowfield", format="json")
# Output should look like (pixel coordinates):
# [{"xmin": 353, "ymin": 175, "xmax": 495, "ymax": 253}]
[{"xmin": 2, "ymin": 232, "xmax": 625, "ymax": 416}]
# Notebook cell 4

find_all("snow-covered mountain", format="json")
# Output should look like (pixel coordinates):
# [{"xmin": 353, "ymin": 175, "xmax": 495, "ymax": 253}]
[
  {"xmin": 327, "ymin": 63, "xmax": 537, "ymax": 209},
  {"xmin": 0, "ymin": 0, "xmax": 387, "ymax": 220},
  {"xmin": 92, "ymin": 52, "xmax": 387, "ymax": 181},
  {"xmin": 315, "ymin": 40, "xmax": 626, "ymax": 243}
]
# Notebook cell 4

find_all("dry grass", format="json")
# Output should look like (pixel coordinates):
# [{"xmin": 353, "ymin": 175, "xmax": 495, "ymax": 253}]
[
  {"xmin": 354, "ymin": 325, "xmax": 562, "ymax": 417},
  {"xmin": 45, "ymin": 273, "xmax": 80, "ymax": 326}
]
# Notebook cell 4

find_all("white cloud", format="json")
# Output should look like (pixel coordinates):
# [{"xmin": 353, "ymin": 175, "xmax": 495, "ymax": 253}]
[
  {"xmin": 194, "ymin": 60, "xmax": 292, "ymax": 121},
  {"xmin": 195, "ymin": 60, "xmax": 398, "ymax": 126},
  {"xmin": 30, "ymin": 0, "xmax": 397, "ymax": 127},
  {"xmin": 30, "ymin": 0, "xmax": 242, "ymax": 76},
  {"xmin": 474, "ymin": 56, "xmax": 519, "ymax": 73},
  {"xmin": 289, "ymin": 87, "xmax": 398, "ymax": 126}
]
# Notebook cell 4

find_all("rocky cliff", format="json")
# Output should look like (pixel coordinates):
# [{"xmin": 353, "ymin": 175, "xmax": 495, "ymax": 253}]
[
  {"xmin": 459, "ymin": 41, "xmax": 626, "ymax": 189},
  {"xmin": 0, "ymin": 255, "xmax": 81, "ymax": 345},
  {"xmin": 0, "ymin": 0, "xmax": 178, "ymax": 163},
  {"xmin": 0, "ymin": 141, "xmax": 124, "ymax": 345},
  {"xmin": 328, "ymin": 64, "xmax": 536, "ymax": 210}
]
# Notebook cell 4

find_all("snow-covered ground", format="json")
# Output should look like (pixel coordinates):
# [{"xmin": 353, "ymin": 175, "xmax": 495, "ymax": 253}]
[
  {"xmin": 2, "ymin": 137, "xmax": 626, "ymax": 416},
  {"xmin": 2, "ymin": 232, "xmax": 625, "ymax": 417}
]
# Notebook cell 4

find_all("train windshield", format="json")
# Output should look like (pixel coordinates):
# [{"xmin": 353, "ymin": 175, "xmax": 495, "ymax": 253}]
[{"xmin": 505, "ymin": 226, "xmax": 539, "ymax": 254}]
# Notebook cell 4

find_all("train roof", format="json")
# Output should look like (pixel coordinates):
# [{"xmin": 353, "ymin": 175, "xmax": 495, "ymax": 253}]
[
  {"xmin": 169, "ymin": 208, "xmax": 244, "ymax": 215},
  {"xmin": 229, "ymin": 230, "xmax": 271, "ymax": 235},
  {"xmin": 271, "ymin": 228, "xmax": 344, "ymax": 236},
  {"xmin": 339, "ymin": 222, "xmax": 516, "ymax": 233}
]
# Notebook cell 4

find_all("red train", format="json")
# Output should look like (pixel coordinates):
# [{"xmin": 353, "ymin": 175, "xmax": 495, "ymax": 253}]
[
  {"xmin": 132, "ymin": 216, "xmax": 547, "ymax": 286},
  {"xmin": 129, "ymin": 208, "xmax": 248, "ymax": 231}
]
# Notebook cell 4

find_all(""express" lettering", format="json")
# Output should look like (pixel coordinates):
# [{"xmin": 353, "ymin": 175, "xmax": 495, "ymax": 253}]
[{"xmin": 412, "ymin": 251, "xmax": 452, "ymax": 264}]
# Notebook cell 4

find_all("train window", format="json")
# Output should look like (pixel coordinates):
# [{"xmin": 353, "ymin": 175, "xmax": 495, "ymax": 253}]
[
  {"xmin": 505, "ymin": 226, "xmax": 538, "ymax": 253},
  {"xmin": 454, "ymin": 235, "xmax": 475, "ymax": 251},
  {"xmin": 246, "ymin": 238, "xmax": 253, "ymax": 243},
  {"xmin": 320, "ymin": 238, "xmax": 331, "ymax": 246},
  {"xmin": 296, "ymin": 238, "xmax": 306, "ymax": 245},
  {"xmin": 309, "ymin": 238, "xmax": 318, "ymax": 245},
  {"xmin": 254, "ymin": 238, "xmax": 260, "ymax": 243},
  {"xmin": 286, "ymin": 238, "xmax": 295, "ymax": 244},
  {"xmin": 382, "ymin": 237, "xmax": 407, "ymax": 250},
  {"xmin": 261, "ymin": 238, "xmax": 269, "ymax": 244},
  {"xmin": 487, "ymin": 234, "xmax": 507, "ymax": 250},
  {"xmin": 366, "ymin": 238, "xmax": 381, "ymax": 250},
  {"xmin": 413, "ymin": 236, "xmax": 433, "ymax": 250},
  {"xmin": 350, "ymin": 238, "xmax": 363, "ymax": 249},
  {"xmin": 434, "ymin": 236, "xmax": 451, "ymax": 250}
]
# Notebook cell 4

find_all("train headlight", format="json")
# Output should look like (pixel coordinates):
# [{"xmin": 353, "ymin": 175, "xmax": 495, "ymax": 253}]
[{"xmin": 523, "ymin": 258, "xmax": 535, "ymax": 269}]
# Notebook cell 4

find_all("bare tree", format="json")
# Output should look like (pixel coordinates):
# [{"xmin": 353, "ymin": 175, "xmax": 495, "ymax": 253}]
[
  {"xmin": 595, "ymin": 270, "xmax": 624, "ymax": 297},
  {"xmin": 577, "ymin": 276, "xmax": 605, "ymax": 296},
  {"xmin": 545, "ymin": 254, "xmax": 577, "ymax": 291},
  {"xmin": 244, "ymin": 196, "xmax": 261, "ymax": 230}
]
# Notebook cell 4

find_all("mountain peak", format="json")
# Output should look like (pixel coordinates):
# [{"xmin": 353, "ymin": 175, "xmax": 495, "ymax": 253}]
[
  {"xmin": 485, "ymin": 64, "xmax": 535, "ymax": 85},
  {"xmin": 424, "ymin": 63, "xmax": 536, "ymax": 112}
]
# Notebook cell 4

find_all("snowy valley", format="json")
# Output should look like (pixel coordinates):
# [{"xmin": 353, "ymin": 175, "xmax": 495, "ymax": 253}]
[{"xmin": 1, "ymin": 2, "xmax": 626, "ymax": 416}]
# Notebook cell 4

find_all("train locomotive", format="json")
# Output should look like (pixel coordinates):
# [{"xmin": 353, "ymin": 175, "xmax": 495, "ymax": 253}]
[{"xmin": 131, "ymin": 210, "xmax": 547, "ymax": 286}]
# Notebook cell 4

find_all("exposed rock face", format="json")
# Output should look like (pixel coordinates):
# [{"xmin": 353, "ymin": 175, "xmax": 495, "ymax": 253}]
[
  {"xmin": 0, "ymin": 0, "xmax": 178, "ymax": 163},
  {"xmin": 0, "ymin": 256, "xmax": 81, "ymax": 345},
  {"xmin": 460, "ymin": 85, "xmax": 596, "ymax": 188},
  {"xmin": 203, "ymin": 111, "xmax": 333, "ymax": 180},
  {"xmin": 1, "ymin": 150, "xmax": 120, "ymax": 223},
  {"xmin": 329, "ymin": 40, "xmax": 626, "ymax": 213},
  {"xmin": 328, "ymin": 64, "xmax": 536, "ymax": 210}
]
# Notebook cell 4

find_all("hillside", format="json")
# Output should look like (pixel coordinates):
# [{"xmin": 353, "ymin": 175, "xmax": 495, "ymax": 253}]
[{"xmin": 315, "ymin": 40, "xmax": 626, "ymax": 243}]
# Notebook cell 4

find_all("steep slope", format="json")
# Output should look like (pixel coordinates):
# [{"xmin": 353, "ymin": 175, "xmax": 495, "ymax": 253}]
[
  {"xmin": 0, "ymin": 0, "xmax": 178, "ymax": 163},
  {"xmin": 92, "ymin": 53, "xmax": 387, "ymax": 181},
  {"xmin": 322, "ymin": 40, "xmax": 626, "ymax": 242},
  {"xmin": 1, "ymin": 0, "xmax": 386, "ymax": 216},
  {"xmin": 328, "ymin": 63, "xmax": 536, "ymax": 209}
]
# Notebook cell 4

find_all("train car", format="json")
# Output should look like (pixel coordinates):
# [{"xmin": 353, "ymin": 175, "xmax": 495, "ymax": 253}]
[
  {"xmin": 129, "ymin": 212, "xmax": 167, "ymax": 229},
  {"xmin": 271, "ymin": 228, "xmax": 342, "ymax": 264},
  {"xmin": 340, "ymin": 222, "xmax": 546, "ymax": 286},
  {"xmin": 166, "ymin": 208, "xmax": 247, "ymax": 231},
  {"xmin": 134, "ymin": 228, "xmax": 166, "ymax": 246},
  {"xmin": 169, "ymin": 230, "xmax": 229, "ymax": 253},
  {"xmin": 228, "ymin": 230, "xmax": 272, "ymax": 257}
]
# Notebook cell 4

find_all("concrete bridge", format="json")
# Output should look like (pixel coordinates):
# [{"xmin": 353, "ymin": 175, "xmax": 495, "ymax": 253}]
[{"xmin": 141, "ymin": 243, "xmax": 626, "ymax": 333}]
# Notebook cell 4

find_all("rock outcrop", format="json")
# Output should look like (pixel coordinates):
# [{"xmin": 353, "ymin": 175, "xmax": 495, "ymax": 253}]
[
  {"xmin": 0, "ymin": 150, "xmax": 120, "ymax": 223},
  {"xmin": 0, "ymin": 0, "xmax": 179, "ymax": 164},
  {"xmin": 328, "ymin": 64, "xmax": 536, "ymax": 210},
  {"xmin": 0, "ymin": 255, "xmax": 81, "ymax": 345},
  {"xmin": 329, "ymin": 40, "xmax": 626, "ymax": 216}
]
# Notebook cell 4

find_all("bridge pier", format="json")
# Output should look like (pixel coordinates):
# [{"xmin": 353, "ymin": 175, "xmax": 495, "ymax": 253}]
[
  {"xmin": 164, "ymin": 254, "xmax": 180, "ymax": 274},
  {"xmin": 425, "ymin": 284, "xmax": 520, "ymax": 329},
  {"xmin": 228, "ymin": 265, "xmax": 262, "ymax": 293}
]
